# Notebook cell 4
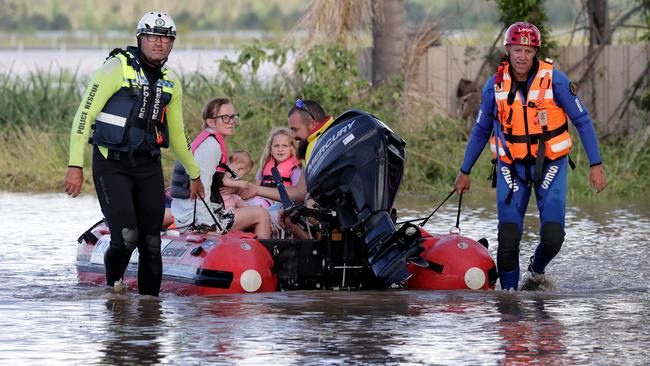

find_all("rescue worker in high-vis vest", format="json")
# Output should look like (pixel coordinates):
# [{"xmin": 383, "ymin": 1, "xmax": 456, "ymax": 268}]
[
  {"xmin": 454, "ymin": 22, "xmax": 607, "ymax": 291},
  {"xmin": 63, "ymin": 11, "xmax": 205, "ymax": 296}
]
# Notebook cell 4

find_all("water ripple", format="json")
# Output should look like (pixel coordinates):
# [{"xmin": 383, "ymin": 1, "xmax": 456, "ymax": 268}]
[{"xmin": 0, "ymin": 192, "xmax": 648, "ymax": 364}]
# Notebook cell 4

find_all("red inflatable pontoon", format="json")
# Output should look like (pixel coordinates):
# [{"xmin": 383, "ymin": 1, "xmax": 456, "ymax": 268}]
[{"xmin": 76, "ymin": 223, "xmax": 277, "ymax": 296}]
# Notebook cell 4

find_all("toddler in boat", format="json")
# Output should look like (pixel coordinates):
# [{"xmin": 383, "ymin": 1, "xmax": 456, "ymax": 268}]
[{"xmin": 220, "ymin": 149, "xmax": 256, "ymax": 210}]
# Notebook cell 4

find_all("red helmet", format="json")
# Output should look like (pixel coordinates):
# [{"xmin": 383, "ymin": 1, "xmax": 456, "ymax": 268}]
[{"xmin": 504, "ymin": 22, "xmax": 541, "ymax": 47}]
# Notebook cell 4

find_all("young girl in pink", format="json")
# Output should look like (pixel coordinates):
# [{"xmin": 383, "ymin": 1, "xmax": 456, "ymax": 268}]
[{"xmin": 246, "ymin": 127, "xmax": 302, "ymax": 208}]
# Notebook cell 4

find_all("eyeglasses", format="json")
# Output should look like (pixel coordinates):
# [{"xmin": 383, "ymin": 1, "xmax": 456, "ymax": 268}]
[
  {"xmin": 210, "ymin": 114, "xmax": 240, "ymax": 125},
  {"xmin": 295, "ymin": 99, "xmax": 316, "ymax": 121},
  {"xmin": 143, "ymin": 34, "xmax": 173, "ymax": 43}
]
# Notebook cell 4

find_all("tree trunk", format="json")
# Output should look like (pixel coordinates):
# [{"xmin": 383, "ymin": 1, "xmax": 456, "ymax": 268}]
[
  {"xmin": 371, "ymin": 0, "xmax": 406, "ymax": 86},
  {"xmin": 587, "ymin": 0, "xmax": 610, "ymax": 45}
]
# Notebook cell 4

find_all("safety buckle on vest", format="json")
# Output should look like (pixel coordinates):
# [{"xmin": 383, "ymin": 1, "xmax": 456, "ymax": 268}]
[
  {"xmin": 488, "ymin": 159, "xmax": 497, "ymax": 189},
  {"xmin": 130, "ymin": 84, "xmax": 139, "ymax": 96},
  {"xmin": 537, "ymin": 109, "xmax": 548, "ymax": 127}
]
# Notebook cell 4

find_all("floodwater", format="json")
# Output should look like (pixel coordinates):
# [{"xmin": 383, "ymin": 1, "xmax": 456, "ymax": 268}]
[{"xmin": 0, "ymin": 192, "xmax": 648, "ymax": 365}]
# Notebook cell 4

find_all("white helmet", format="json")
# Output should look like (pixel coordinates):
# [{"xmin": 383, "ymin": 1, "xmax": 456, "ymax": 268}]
[{"xmin": 136, "ymin": 11, "xmax": 176, "ymax": 38}]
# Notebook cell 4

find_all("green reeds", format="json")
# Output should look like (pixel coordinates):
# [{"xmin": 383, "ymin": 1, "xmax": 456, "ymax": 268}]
[
  {"xmin": 0, "ymin": 68, "xmax": 81, "ymax": 131},
  {"xmin": 0, "ymin": 125, "xmax": 79, "ymax": 192}
]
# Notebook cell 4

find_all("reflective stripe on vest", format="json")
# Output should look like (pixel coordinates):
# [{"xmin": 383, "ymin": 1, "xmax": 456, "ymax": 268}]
[
  {"xmin": 96, "ymin": 112, "xmax": 127, "ymax": 127},
  {"xmin": 490, "ymin": 60, "xmax": 572, "ymax": 163},
  {"xmin": 260, "ymin": 156, "xmax": 301, "ymax": 187},
  {"xmin": 91, "ymin": 47, "xmax": 174, "ymax": 153}
]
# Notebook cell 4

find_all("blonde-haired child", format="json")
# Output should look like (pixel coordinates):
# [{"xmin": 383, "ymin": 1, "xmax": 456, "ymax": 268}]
[
  {"xmin": 246, "ymin": 127, "xmax": 302, "ymax": 208},
  {"xmin": 244, "ymin": 128, "xmax": 302, "ymax": 238}
]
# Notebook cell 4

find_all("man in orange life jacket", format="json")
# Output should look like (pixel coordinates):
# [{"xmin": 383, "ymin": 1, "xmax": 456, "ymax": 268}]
[{"xmin": 454, "ymin": 22, "xmax": 607, "ymax": 290}]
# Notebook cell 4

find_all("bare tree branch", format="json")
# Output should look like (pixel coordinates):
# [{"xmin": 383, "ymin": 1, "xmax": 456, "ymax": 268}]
[
  {"xmin": 568, "ymin": 0, "xmax": 588, "ymax": 46},
  {"xmin": 569, "ymin": 3, "xmax": 644, "ymax": 82},
  {"xmin": 611, "ymin": 61, "xmax": 650, "ymax": 121},
  {"xmin": 472, "ymin": 26, "xmax": 506, "ymax": 84}
]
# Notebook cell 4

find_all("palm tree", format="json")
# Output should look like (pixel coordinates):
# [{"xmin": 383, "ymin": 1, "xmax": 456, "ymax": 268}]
[
  {"xmin": 371, "ymin": 0, "xmax": 406, "ymax": 86},
  {"xmin": 293, "ymin": 0, "xmax": 407, "ymax": 88}
]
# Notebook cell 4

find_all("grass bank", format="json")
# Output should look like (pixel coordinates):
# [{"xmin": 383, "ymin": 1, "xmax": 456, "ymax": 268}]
[
  {"xmin": 2, "ymin": 120, "xmax": 647, "ymax": 200},
  {"xmin": 1, "ymin": 43, "xmax": 648, "ymax": 199}
]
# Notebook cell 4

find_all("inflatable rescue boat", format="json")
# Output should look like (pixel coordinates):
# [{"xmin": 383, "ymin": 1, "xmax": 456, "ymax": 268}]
[
  {"xmin": 75, "ymin": 110, "xmax": 498, "ymax": 295},
  {"xmin": 75, "ymin": 223, "xmax": 496, "ymax": 295}
]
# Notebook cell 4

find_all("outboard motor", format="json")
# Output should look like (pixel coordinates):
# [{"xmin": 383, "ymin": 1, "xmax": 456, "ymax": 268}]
[{"xmin": 304, "ymin": 110, "xmax": 423, "ymax": 286}]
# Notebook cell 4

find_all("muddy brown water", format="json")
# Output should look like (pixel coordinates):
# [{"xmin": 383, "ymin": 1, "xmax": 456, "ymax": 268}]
[{"xmin": 0, "ymin": 192, "xmax": 648, "ymax": 364}]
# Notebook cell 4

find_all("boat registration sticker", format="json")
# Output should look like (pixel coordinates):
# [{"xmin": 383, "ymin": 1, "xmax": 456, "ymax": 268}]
[
  {"xmin": 162, "ymin": 241, "xmax": 191, "ymax": 257},
  {"xmin": 202, "ymin": 239, "xmax": 216, "ymax": 250}
]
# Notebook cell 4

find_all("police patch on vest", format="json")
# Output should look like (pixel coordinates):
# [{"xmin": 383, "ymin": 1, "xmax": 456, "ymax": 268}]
[{"xmin": 569, "ymin": 81, "xmax": 578, "ymax": 96}]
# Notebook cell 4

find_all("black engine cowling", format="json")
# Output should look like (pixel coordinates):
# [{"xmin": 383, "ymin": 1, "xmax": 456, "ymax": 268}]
[{"xmin": 304, "ymin": 110, "xmax": 423, "ymax": 286}]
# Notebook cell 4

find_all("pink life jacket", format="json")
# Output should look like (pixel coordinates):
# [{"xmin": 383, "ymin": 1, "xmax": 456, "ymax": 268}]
[{"xmin": 260, "ymin": 156, "xmax": 301, "ymax": 187}]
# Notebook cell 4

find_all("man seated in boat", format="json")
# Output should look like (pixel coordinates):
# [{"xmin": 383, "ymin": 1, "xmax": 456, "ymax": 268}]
[{"xmin": 241, "ymin": 99, "xmax": 333, "ymax": 238}]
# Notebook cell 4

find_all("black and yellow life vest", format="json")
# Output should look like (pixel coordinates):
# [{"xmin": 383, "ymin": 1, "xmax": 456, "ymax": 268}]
[{"xmin": 91, "ymin": 46, "xmax": 173, "ymax": 155}]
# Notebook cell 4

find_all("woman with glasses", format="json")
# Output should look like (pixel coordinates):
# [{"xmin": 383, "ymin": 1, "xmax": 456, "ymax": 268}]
[{"xmin": 170, "ymin": 97, "xmax": 272, "ymax": 239}]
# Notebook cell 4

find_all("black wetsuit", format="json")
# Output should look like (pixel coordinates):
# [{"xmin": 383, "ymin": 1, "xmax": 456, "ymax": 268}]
[
  {"xmin": 93, "ymin": 147, "xmax": 165, "ymax": 296},
  {"xmin": 92, "ymin": 59, "xmax": 167, "ymax": 296}
]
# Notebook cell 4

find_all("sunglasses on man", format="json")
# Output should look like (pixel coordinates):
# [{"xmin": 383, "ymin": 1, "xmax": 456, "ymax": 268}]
[{"xmin": 295, "ymin": 99, "xmax": 316, "ymax": 121}]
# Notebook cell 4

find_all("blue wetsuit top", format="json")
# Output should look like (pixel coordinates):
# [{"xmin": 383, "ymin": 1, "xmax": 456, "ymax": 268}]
[{"xmin": 460, "ymin": 63, "xmax": 602, "ymax": 174}]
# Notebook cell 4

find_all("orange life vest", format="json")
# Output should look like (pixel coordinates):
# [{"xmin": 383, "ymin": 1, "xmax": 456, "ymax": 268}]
[
  {"xmin": 260, "ymin": 156, "xmax": 301, "ymax": 187},
  {"xmin": 490, "ymin": 60, "xmax": 572, "ymax": 164}
]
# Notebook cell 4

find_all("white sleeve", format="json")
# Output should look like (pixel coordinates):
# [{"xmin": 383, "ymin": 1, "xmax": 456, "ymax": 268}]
[{"xmin": 193, "ymin": 137, "xmax": 223, "ymax": 225}]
